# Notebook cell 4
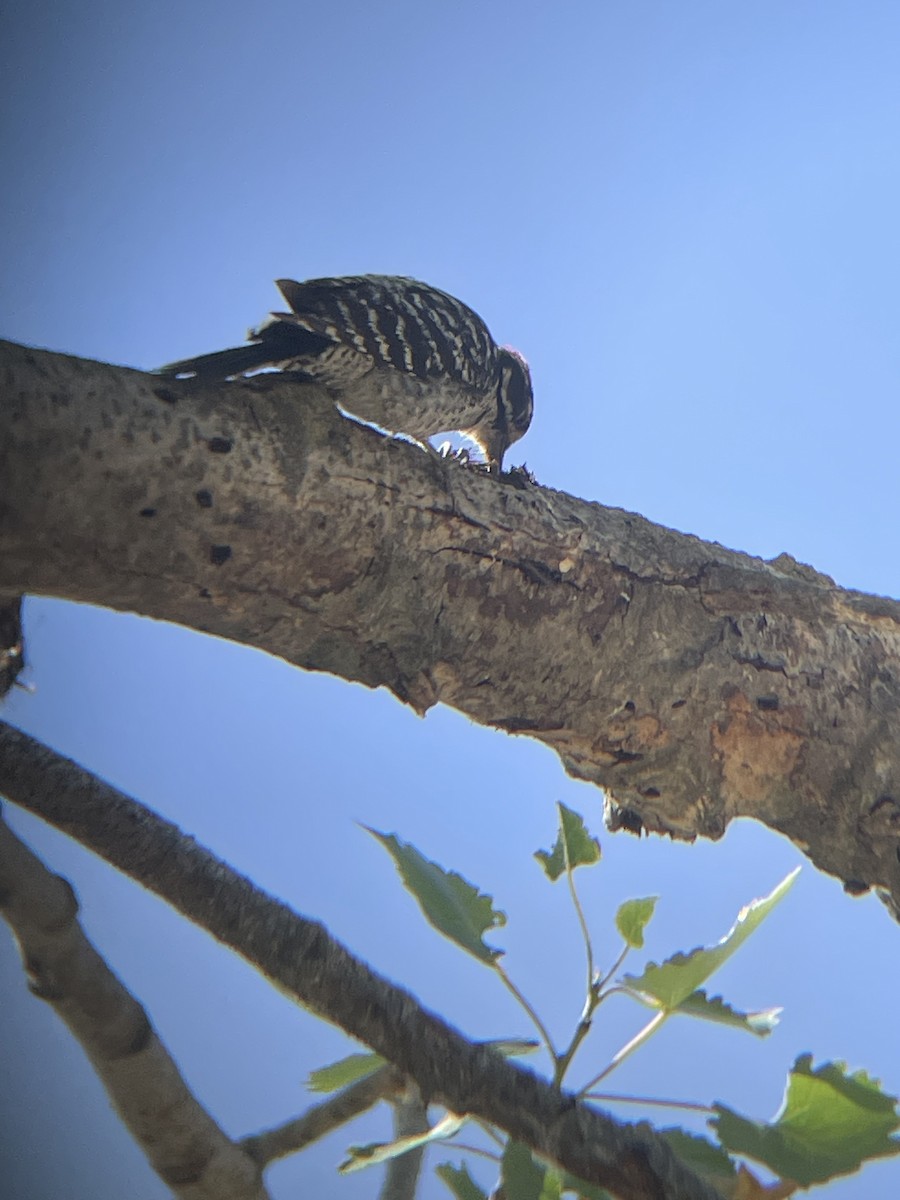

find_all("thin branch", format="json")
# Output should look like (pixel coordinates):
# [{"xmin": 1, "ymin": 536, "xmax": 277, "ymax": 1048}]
[
  {"xmin": 445, "ymin": 1139, "xmax": 503, "ymax": 1162},
  {"xmin": 492, "ymin": 962, "xmax": 558, "ymax": 1061},
  {"xmin": 242, "ymin": 1066, "xmax": 403, "ymax": 1166},
  {"xmin": 578, "ymin": 1012, "xmax": 669, "ymax": 1097},
  {"xmin": 554, "ymin": 1011, "xmax": 594, "ymax": 1090},
  {"xmin": 553, "ymin": 853, "xmax": 598, "ymax": 1088},
  {"xmin": 0, "ymin": 810, "xmax": 269, "ymax": 1200},
  {"xmin": 583, "ymin": 1093, "xmax": 715, "ymax": 1115},
  {"xmin": 596, "ymin": 944, "xmax": 631, "ymax": 993},
  {"xmin": 0, "ymin": 721, "xmax": 722, "ymax": 1200},
  {"xmin": 379, "ymin": 1082, "xmax": 430, "ymax": 1200},
  {"xmin": 566, "ymin": 862, "xmax": 594, "ymax": 1008}
]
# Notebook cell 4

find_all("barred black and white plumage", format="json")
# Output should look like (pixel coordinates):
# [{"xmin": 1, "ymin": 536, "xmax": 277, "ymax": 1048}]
[{"xmin": 156, "ymin": 275, "xmax": 533, "ymax": 472}]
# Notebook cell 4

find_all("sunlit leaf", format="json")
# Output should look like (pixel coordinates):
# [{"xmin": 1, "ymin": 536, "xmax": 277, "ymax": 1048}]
[
  {"xmin": 673, "ymin": 990, "xmax": 780, "ymax": 1036},
  {"xmin": 660, "ymin": 1130, "xmax": 797, "ymax": 1198},
  {"xmin": 615, "ymin": 897, "xmax": 657, "ymax": 948},
  {"xmin": 340, "ymin": 1111, "xmax": 465, "ymax": 1173},
  {"xmin": 713, "ymin": 1055, "xmax": 900, "ymax": 1186},
  {"xmin": 623, "ymin": 869, "xmax": 799, "ymax": 1008},
  {"xmin": 367, "ymin": 828, "xmax": 505, "ymax": 963},
  {"xmin": 307, "ymin": 1052, "xmax": 385, "ymax": 1093},
  {"xmin": 485, "ymin": 1037, "xmax": 540, "ymax": 1058},
  {"xmin": 535, "ymin": 803, "xmax": 601, "ymax": 881}
]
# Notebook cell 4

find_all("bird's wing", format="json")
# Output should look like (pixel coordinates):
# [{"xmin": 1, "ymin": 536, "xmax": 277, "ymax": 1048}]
[{"xmin": 271, "ymin": 276, "xmax": 496, "ymax": 387}]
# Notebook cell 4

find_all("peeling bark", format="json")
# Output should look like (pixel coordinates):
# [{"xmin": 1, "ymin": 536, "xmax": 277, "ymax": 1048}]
[{"xmin": 2, "ymin": 339, "xmax": 899, "ymax": 908}]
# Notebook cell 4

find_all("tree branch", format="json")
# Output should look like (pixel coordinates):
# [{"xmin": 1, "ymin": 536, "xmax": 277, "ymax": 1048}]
[
  {"xmin": 379, "ymin": 1083, "xmax": 430, "ymax": 1200},
  {"xmin": 241, "ymin": 1067, "xmax": 402, "ymax": 1167},
  {"xmin": 3, "ymin": 338, "xmax": 899, "ymax": 906},
  {"xmin": 0, "ymin": 806, "xmax": 268, "ymax": 1200},
  {"xmin": 0, "ymin": 721, "xmax": 721, "ymax": 1200}
]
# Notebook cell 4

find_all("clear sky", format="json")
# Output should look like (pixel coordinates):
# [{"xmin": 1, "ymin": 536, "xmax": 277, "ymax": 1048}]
[{"xmin": 2, "ymin": 2, "xmax": 899, "ymax": 1197}]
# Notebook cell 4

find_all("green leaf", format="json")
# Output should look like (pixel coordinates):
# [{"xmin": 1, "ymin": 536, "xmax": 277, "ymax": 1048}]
[
  {"xmin": 367, "ymin": 828, "xmax": 506, "ymax": 963},
  {"xmin": 673, "ymin": 990, "xmax": 780, "ymax": 1036},
  {"xmin": 484, "ymin": 1037, "xmax": 540, "ymax": 1058},
  {"xmin": 539, "ymin": 1167, "xmax": 564, "ymax": 1200},
  {"xmin": 306, "ymin": 1052, "xmax": 385, "ymax": 1093},
  {"xmin": 660, "ymin": 1127, "xmax": 736, "ymax": 1180},
  {"xmin": 436, "ymin": 1161, "xmax": 489, "ymax": 1200},
  {"xmin": 340, "ymin": 1111, "xmax": 465, "ymax": 1173},
  {"xmin": 713, "ymin": 1055, "xmax": 900, "ymax": 1186},
  {"xmin": 615, "ymin": 897, "xmax": 658, "ymax": 948},
  {"xmin": 623, "ymin": 868, "xmax": 799, "ymax": 1008},
  {"xmin": 535, "ymin": 803, "xmax": 601, "ymax": 881},
  {"xmin": 501, "ymin": 1141, "xmax": 549, "ymax": 1200}
]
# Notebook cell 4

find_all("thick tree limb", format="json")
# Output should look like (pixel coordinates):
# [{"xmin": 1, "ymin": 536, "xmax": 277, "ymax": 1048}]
[
  {"xmin": 2, "ymin": 339, "xmax": 900, "ymax": 906},
  {"xmin": 0, "ymin": 806, "xmax": 268, "ymax": 1200},
  {"xmin": 0, "ymin": 721, "xmax": 721, "ymax": 1200}
]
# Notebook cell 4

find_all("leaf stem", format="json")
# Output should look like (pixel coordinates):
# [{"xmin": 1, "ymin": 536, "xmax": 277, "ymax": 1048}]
[
  {"xmin": 493, "ymin": 963, "xmax": 558, "ymax": 1061},
  {"xmin": 596, "ymin": 943, "xmax": 630, "ymax": 993},
  {"xmin": 565, "ymin": 849, "xmax": 594, "ymax": 997},
  {"xmin": 577, "ymin": 1009, "xmax": 669, "ymax": 1096},
  {"xmin": 553, "ymin": 1010, "xmax": 594, "ymax": 1088},
  {"xmin": 582, "ymin": 1091, "xmax": 714, "ymax": 1114},
  {"xmin": 471, "ymin": 1119, "xmax": 506, "ymax": 1147},
  {"xmin": 443, "ymin": 1140, "xmax": 503, "ymax": 1162},
  {"xmin": 550, "ymin": 813, "xmax": 602, "ymax": 1087}
]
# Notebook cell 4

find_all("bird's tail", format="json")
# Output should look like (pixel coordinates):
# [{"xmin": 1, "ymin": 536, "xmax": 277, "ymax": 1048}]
[{"xmin": 155, "ymin": 342, "xmax": 278, "ymax": 381}]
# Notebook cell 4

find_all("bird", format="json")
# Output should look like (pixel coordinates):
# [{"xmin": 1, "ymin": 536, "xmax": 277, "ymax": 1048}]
[{"xmin": 156, "ymin": 275, "xmax": 533, "ymax": 473}]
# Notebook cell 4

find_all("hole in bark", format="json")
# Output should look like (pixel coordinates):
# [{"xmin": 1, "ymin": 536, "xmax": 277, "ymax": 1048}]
[
  {"xmin": 671, "ymin": 698, "xmax": 686, "ymax": 709},
  {"xmin": 208, "ymin": 436, "xmax": 233, "ymax": 453},
  {"xmin": 611, "ymin": 808, "xmax": 644, "ymax": 835},
  {"xmin": 138, "ymin": 507, "xmax": 156, "ymax": 518},
  {"xmin": 869, "ymin": 795, "xmax": 897, "ymax": 815},
  {"xmin": 756, "ymin": 694, "xmax": 779, "ymax": 711},
  {"xmin": 195, "ymin": 489, "xmax": 213, "ymax": 508},
  {"xmin": 210, "ymin": 544, "xmax": 232, "ymax": 566},
  {"xmin": 611, "ymin": 748, "xmax": 641, "ymax": 764}
]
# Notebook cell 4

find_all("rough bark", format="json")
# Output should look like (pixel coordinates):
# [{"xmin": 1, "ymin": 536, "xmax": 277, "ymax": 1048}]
[{"xmin": 2, "ymin": 339, "xmax": 899, "ymax": 908}]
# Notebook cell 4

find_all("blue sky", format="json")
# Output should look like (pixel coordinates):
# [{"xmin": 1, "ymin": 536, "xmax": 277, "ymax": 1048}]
[{"xmin": 2, "ymin": 2, "xmax": 899, "ymax": 1197}]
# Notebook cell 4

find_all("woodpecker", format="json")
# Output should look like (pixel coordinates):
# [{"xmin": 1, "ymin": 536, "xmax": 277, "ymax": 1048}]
[{"xmin": 157, "ymin": 275, "xmax": 533, "ymax": 473}]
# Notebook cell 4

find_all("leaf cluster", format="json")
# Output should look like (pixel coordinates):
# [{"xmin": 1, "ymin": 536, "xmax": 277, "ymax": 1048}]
[{"xmin": 305, "ymin": 805, "xmax": 899, "ymax": 1198}]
